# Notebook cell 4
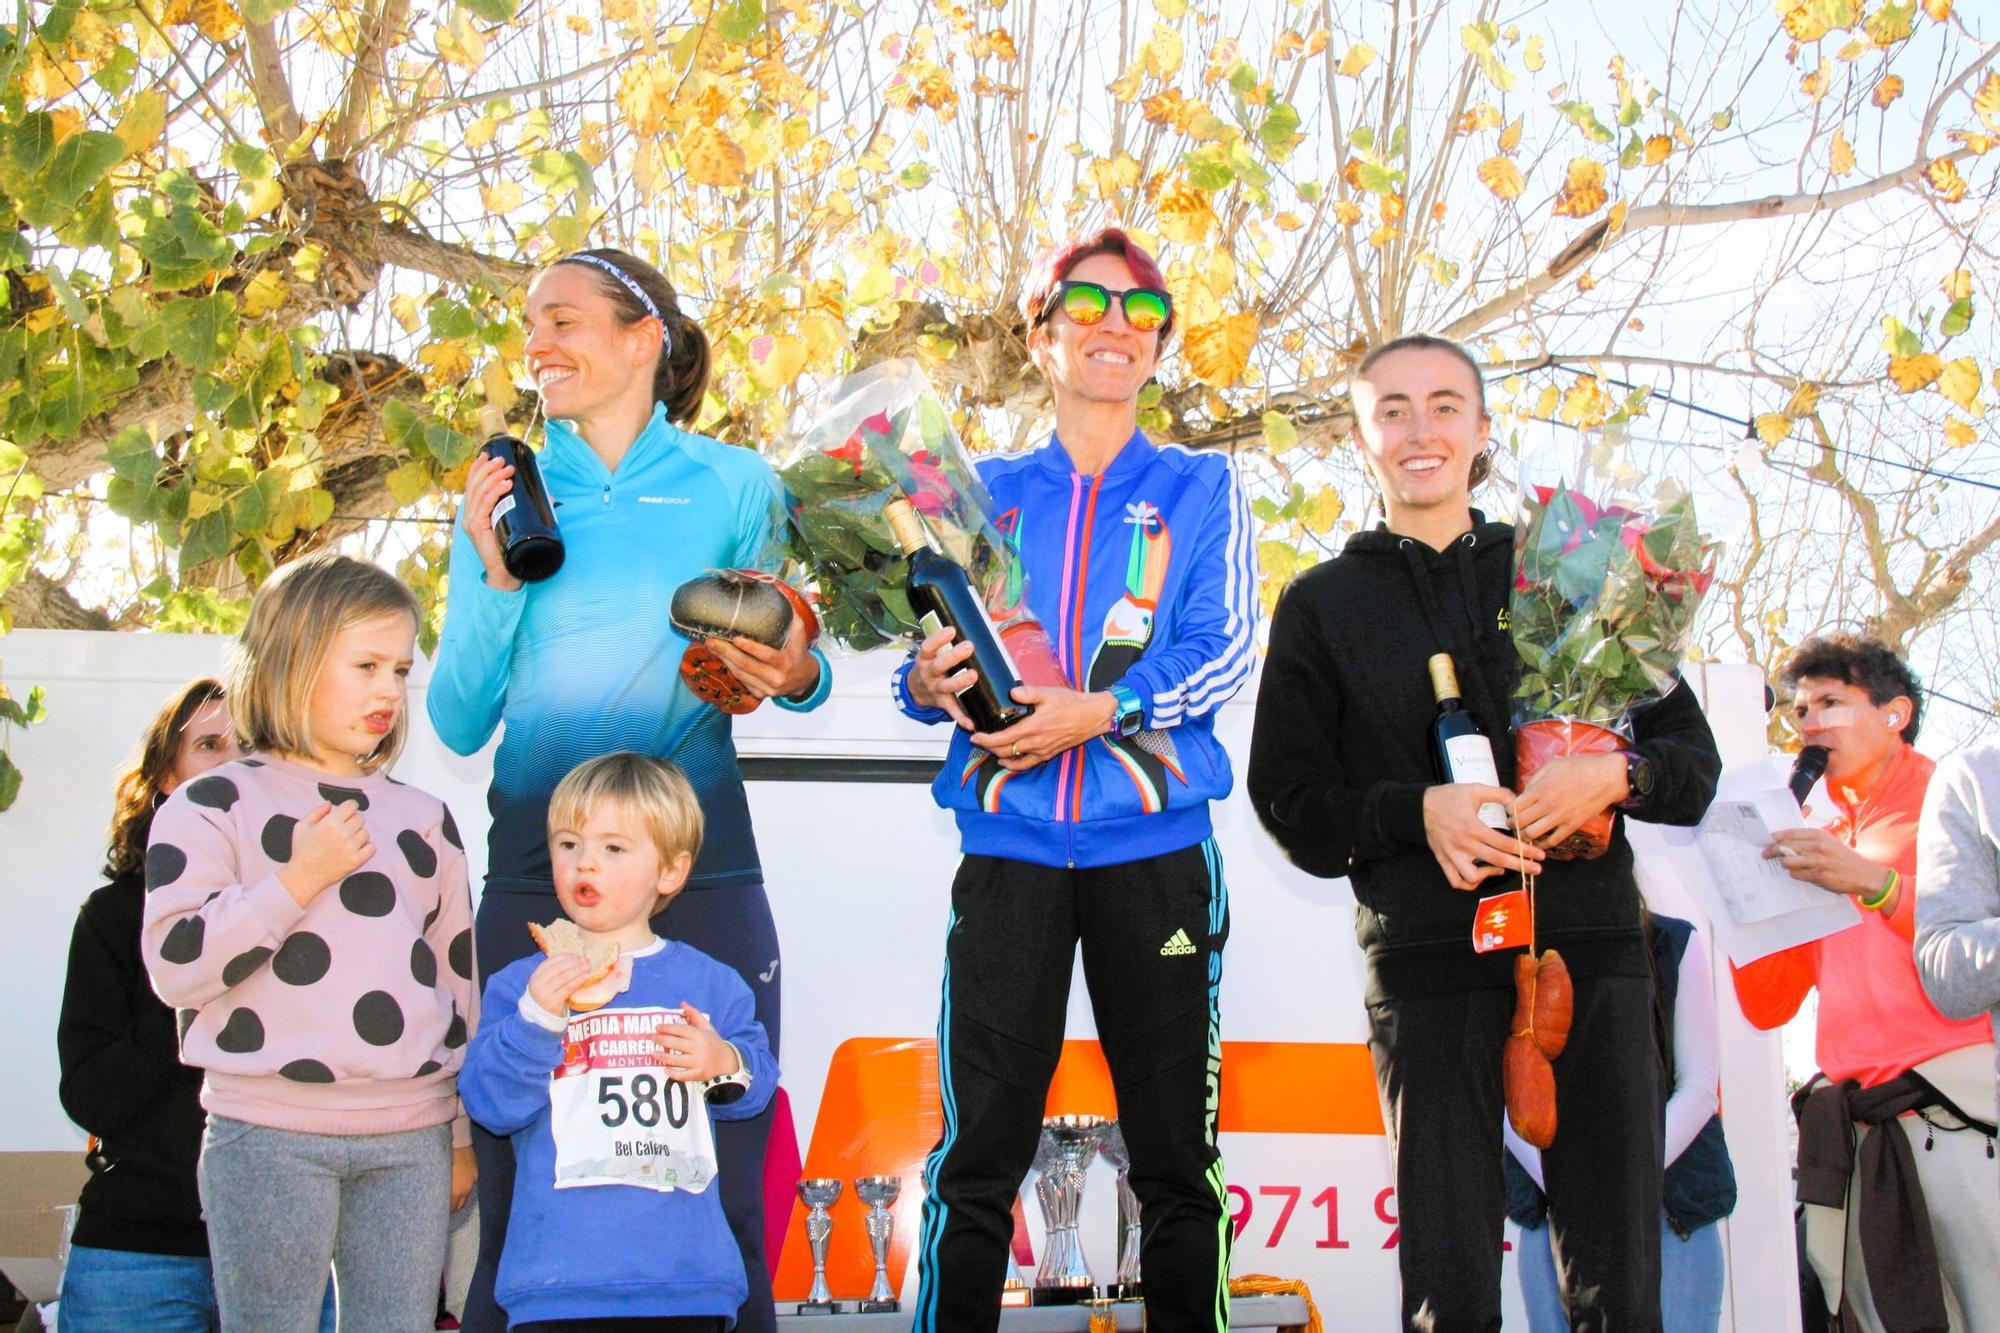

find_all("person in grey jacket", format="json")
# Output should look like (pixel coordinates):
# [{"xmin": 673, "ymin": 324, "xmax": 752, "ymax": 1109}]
[{"xmin": 1915, "ymin": 740, "xmax": 2000, "ymax": 1134}]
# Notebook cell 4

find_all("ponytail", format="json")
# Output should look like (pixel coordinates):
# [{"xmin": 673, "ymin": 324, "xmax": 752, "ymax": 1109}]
[{"xmin": 652, "ymin": 309, "xmax": 710, "ymax": 424}]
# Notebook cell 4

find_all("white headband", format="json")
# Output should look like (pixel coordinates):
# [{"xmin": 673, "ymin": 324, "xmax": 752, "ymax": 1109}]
[{"xmin": 559, "ymin": 253, "xmax": 673, "ymax": 357}]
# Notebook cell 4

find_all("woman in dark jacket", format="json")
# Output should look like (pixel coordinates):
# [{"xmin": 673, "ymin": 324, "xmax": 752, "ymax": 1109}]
[
  {"xmin": 1247, "ymin": 334, "xmax": 1721, "ymax": 1332},
  {"xmin": 57, "ymin": 680, "xmax": 240, "ymax": 1330}
]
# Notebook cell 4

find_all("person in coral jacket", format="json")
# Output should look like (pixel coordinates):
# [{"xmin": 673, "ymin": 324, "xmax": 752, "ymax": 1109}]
[{"xmin": 1732, "ymin": 633, "xmax": 1999, "ymax": 1333}]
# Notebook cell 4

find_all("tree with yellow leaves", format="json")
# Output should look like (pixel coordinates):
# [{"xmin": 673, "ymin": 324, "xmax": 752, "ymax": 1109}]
[{"xmin": 1, "ymin": 0, "xmax": 1997, "ymax": 802}]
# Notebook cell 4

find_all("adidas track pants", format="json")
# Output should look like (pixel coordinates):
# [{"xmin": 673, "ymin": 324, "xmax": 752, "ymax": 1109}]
[{"xmin": 913, "ymin": 840, "xmax": 1232, "ymax": 1333}]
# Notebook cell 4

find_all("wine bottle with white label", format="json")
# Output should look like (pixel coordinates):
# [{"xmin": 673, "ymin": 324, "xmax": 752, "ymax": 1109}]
[
  {"xmin": 1428, "ymin": 653, "xmax": 1510, "ymax": 830},
  {"xmin": 481, "ymin": 433, "xmax": 565, "ymax": 582},
  {"xmin": 885, "ymin": 498, "xmax": 1031, "ymax": 734}
]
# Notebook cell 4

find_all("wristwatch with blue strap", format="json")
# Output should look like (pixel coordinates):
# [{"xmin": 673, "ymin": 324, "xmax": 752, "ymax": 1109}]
[{"xmin": 1107, "ymin": 683, "xmax": 1144, "ymax": 739}]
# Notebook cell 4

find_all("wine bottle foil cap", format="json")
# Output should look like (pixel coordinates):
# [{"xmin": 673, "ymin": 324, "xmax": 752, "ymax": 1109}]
[
  {"xmin": 882, "ymin": 498, "xmax": 932, "ymax": 557},
  {"xmin": 1427, "ymin": 653, "xmax": 1461, "ymax": 702}
]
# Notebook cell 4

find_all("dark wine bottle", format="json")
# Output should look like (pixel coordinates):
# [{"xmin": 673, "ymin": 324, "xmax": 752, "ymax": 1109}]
[
  {"xmin": 481, "ymin": 434, "xmax": 565, "ymax": 583},
  {"xmin": 1428, "ymin": 653, "xmax": 1509, "ymax": 830},
  {"xmin": 886, "ymin": 498, "xmax": 1032, "ymax": 734}
]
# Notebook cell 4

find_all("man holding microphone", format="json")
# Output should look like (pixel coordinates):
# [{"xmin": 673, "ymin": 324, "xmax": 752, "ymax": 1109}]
[{"xmin": 1733, "ymin": 633, "xmax": 1999, "ymax": 1332}]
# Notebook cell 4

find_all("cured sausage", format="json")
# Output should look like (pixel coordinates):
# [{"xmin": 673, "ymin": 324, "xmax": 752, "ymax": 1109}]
[
  {"xmin": 1504, "ymin": 1031, "xmax": 1557, "ymax": 1148},
  {"xmin": 1532, "ymin": 949, "xmax": 1572, "ymax": 1060},
  {"xmin": 1504, "ymin": 947, "xmax": 1570, "ymax": 1148}
]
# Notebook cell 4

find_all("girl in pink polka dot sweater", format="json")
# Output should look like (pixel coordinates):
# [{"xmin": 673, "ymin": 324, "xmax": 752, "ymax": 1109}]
[{"xmin": 143, "ymin": 553, "xmax": 478, "ymax": 1332}]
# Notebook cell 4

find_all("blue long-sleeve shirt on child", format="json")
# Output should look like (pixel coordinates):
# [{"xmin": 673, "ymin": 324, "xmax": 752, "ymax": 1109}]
[{"xmin": 461, "ymin": 936, "xmax": 777, "ymax": 1326}]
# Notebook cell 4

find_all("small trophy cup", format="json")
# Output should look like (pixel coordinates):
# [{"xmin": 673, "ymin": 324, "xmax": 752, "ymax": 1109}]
[
  {"xmin": 1032, "ymin": 1114, "xmax": 1107, "ymax": 1304},
  {"xmin": 1098, "ymin": 1120, "xmax": 1143, "ymax": 1301},
  {"xmin": 795, "ymin": 1177, "xmax": 843, "ymax": 1314},
  {"xmin": 855, "ymin": 1175, "xmax": 902, "ymax": 1312},
  {"xmin": 1002, "ymin": 1248, "xmax": 1033, "ymax": 1308},
  {"xmin": 1002, "ymin": 1181, "xmax": 1034, "ymax": 1308}
]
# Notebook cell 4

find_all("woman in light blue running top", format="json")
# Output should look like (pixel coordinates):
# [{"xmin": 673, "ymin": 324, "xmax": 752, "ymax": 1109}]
[{"xmin": 428, "ymin": 248, "xmax": 828, "ymax": 1333}]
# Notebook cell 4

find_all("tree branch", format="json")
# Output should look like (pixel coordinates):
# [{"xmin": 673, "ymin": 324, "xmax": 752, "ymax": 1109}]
[
  {"xmin": 3, "ymin": 569, "xmax": 113, "ymax": 631},
  {"xmin": 1443, "ymin": 43, "xmax": 1998, "ymax": 344},
  {"xmin": 1487, "ymin": 351, "xmax": 1874, "ymax": 390},
  {"xmin": 329, "ymin": 0, "xmax": 412, "ymax": 159},
  {"xmin": 37, "ymin": 365, "xmax": 197, "ymax": 494},
  {"xmin": 1872, "ymin": 514, "xmax": 2000, "ymax": 649},
  {"xmin": 243, "ymin": 20, "xmax": 305, "ymax": 149},
  {"xmin": 369, "ymin": 223, "xmax": 536, "ymax": 290},
  {"xmin": 1444, "ymin": 146, "xmax": 1975, "ymax": 340}
]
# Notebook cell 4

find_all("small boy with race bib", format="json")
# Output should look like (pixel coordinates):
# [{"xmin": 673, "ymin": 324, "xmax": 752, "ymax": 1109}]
[{"xmin": 461, "ymin": 753, "xmax": 777, "ymax": 1331}]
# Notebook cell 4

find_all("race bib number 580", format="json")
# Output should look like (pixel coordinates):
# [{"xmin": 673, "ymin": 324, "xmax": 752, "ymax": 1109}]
[{"xmin": 549, "ymin": 1006, "xmax": 719, "ymax": 1193}]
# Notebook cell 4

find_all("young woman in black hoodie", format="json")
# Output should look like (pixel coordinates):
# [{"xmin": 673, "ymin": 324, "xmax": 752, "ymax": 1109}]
[
  {"xmin": 57, "ymin": 680, "xmax": 235, "ymax": 1329},
  {"xmin": 1247, "ymin": 335, "xmax": 1721, "ymax": 1333}
]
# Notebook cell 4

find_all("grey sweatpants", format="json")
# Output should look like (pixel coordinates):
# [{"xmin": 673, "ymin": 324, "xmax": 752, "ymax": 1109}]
[
  {"xmin": 198, "ymin": 1115, "xmax": 451, "ymax": 1333},
  {"xmin": 1803, "ymin": 1045, "xmax": 2000, "ymax": 1333}
]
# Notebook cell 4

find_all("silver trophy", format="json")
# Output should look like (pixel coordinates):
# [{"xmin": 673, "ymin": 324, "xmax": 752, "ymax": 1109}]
[
  {"xmin": 795, "ymin": 1177, "xmax": 843, "ymax": 1314},
  {"xmin": 1098, "ymin": 1120, "xmax": 1143, "ymax": 1300},
  {"xmin": 1032, "ymin": 1114, "xmax": 1108, "ymax": 1303},
  {"xmin": 855, "ymin": 1175, "xmax": 902, "ymax": 1312},
  {"xmin": 1003, "ymin": 1247, "xmax": 1032, "ymax": 1307},
  {"xmin": 1003, "ymin": 1185, "xmax": 1033, "ymax": 1307}
]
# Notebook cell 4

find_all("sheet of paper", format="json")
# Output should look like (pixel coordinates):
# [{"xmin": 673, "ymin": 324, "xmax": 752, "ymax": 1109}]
[
  {"xmin": 1628, "ymin": 756, "xmax": 1859, "ymax": 965},
  {"xmin": 1696, "ymin": 789, "xmax": 1840, "ymax": 925}
]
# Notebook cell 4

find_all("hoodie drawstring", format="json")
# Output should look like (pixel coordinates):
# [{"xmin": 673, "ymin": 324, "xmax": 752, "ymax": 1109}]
[{"xmin": 1399, "ymin": 533, "xmax": 1514, "ymax": 757}]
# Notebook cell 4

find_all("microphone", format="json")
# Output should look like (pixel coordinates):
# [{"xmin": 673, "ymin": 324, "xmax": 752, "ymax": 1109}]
[{"xmin": 1789, "ymin": 745, "xmax": 1829, "ymax": 807}]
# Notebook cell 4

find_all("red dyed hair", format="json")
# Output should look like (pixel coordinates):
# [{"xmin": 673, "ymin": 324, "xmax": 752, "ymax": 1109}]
[{"xmin": 1020, "ymin": 227, "xmax": 1175, "ymax": 343}]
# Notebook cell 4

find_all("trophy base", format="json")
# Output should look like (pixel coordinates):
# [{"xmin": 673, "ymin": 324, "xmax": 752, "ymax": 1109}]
[
  {"xmin": 1031, "ymin": 1285, "xmax": 1099, "ymax": 1306},
  {"xmin": 858, "ymin": 1299, "xmax": 901, "ymax": 1313},
  {"xmin": 791, "ymin": 1302, "xmax": 844, "ymax": 1315},
  {"xmin": 1106, "ymin": 1282, "xmax": 1144, "ymax": 1301},
  {"xmin": 999, "ymin": 1284, "xmax": 1033, "ymax": 1308}
]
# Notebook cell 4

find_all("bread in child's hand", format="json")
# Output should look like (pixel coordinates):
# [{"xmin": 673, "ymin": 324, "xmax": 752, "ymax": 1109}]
[{"xmin": 528, "ymin": 919, "xmax": 629, "ymax": 1012}]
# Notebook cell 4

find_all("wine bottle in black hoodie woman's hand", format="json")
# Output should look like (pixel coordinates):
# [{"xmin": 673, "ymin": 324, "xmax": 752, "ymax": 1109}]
[{"xmin": 1428, "ymin": 652, "xmax": 1510, "ymax": 830}]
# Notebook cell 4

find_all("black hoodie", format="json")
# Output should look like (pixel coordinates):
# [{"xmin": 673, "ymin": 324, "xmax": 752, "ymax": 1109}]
[
  {"xmin": 57, "ymin": 874, "xmax": 210, "ymax": 1256},
  {"xmin": 1248, "ymin": 512, "xmax": 1721, "ymax": 1002}
]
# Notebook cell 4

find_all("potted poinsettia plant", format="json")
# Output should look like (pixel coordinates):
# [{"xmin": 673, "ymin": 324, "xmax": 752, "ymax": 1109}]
[
  {"xmin": 1508, "ymin": 467, "xmax": 1722, "ymax": 858},
  {"xmin": 776, "ymin": 359, "xmax": 1050, "ymax": 660}
]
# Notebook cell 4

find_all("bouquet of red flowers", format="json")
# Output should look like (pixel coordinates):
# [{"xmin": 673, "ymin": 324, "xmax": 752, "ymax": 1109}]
[
  {"xmin": 1508, "ymin": 468, "xmax": 1722, "ymax": 857},
  {"xmin": 777, "ymin": 359, "xmax": 1042, "ymax": 655}
]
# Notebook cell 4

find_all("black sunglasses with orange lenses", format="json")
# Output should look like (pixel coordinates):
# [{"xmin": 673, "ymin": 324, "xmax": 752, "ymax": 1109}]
[{"xmin": 1036, "ymin": 279, "xmax": 1172, "ymax": 333}]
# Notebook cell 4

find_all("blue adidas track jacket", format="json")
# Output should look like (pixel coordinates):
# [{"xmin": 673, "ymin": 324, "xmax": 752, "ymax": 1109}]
[{"xmin": 894, "ymin": 430, "xmax": 1258, "ymax": 869}]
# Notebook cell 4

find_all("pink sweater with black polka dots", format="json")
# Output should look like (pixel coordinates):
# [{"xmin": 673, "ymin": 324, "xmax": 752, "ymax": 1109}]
[{"xmin": 141, "ymin": 753, "xmax": 478, "ymax": 1145}]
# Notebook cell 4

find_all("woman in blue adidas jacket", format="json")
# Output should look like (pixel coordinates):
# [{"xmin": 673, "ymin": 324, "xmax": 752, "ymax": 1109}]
[
  {"xmin": 896, "ymin": 229, "xmax": 1257, "ymax": 1333},
  {"xmin": 428, "ymin": 249, "xmax": 829, "ymax": 1333}
]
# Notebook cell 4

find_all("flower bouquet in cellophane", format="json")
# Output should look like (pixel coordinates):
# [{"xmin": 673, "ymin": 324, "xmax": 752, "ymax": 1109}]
[
  {"xmin": 776, "ymin": 359, "xmax": 1060, "ymax": 681},
  {"xmin": 1508, "ymin": 451, "xmax": 1723, "ymax": 859}
]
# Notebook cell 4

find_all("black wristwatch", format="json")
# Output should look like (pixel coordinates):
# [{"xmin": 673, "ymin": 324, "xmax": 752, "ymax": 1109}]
[
  {"xmin": 1620, "ymin": 750, "xmax": 1656, "ymax": 809},
  {"xmin": 703, "ymin": 1042, "xmax": 753, "ymax": 1105}
]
